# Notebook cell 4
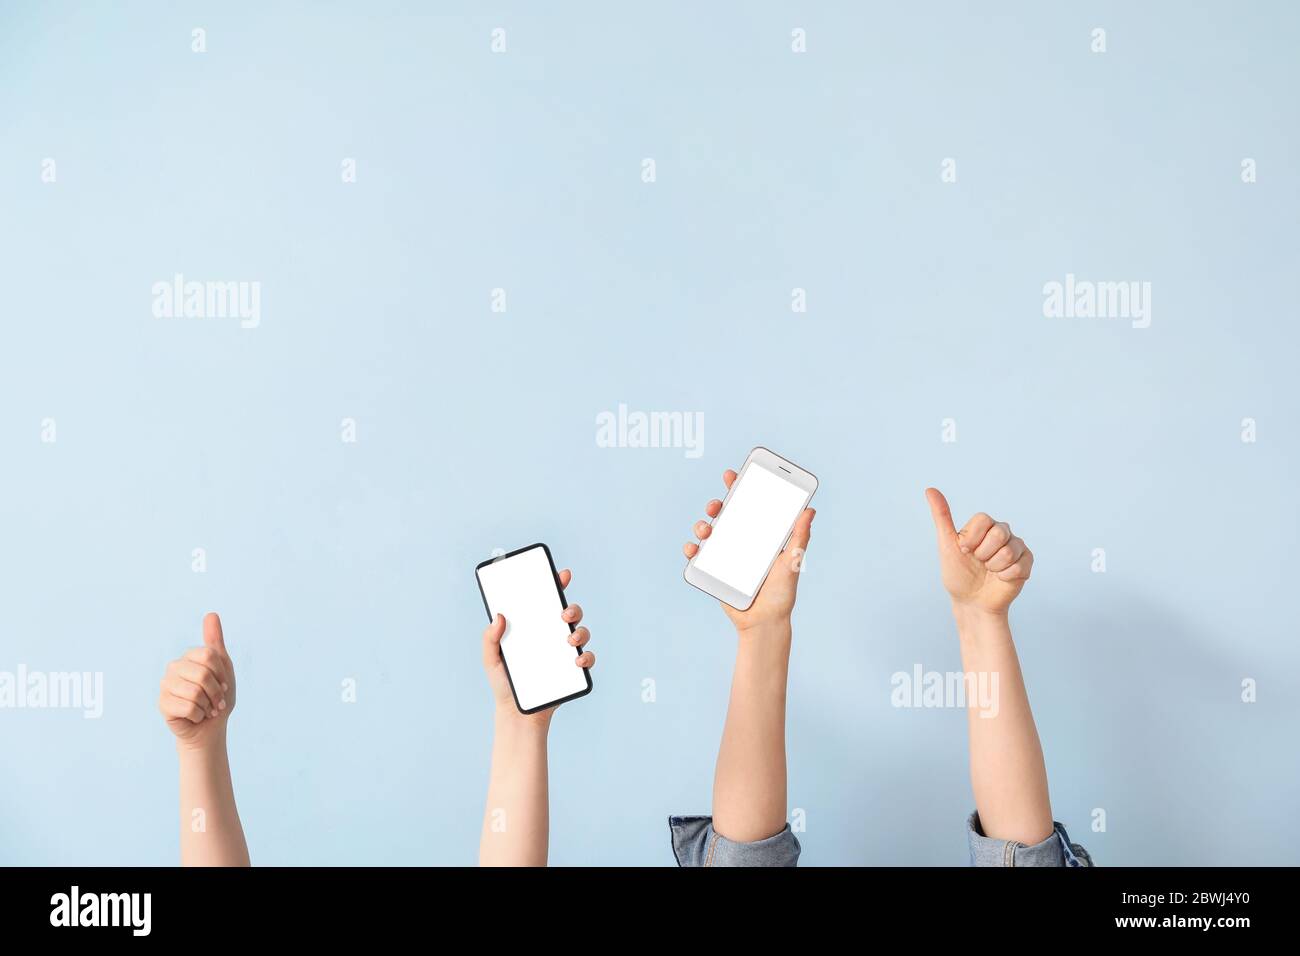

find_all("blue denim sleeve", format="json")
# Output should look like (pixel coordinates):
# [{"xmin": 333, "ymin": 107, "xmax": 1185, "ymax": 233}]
[
  {"xmin": 966, "ymin": 811, "xmax": 1094, "ymax": 867},
  {"xmin": 669, "ymin": 815, "xmax": 801, "ymax": 867}
]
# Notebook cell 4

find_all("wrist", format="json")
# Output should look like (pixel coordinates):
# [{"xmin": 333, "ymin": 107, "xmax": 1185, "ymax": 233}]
[
  {"xmin": 734, "ymin": 619, "xmax": 793, "ymax": 682},
  {"xmin": 951, "ymin": 602, "xmax": 1013, "ymax": 644},
  {"xmin": 951, "ymin": 601, "xmax": 1007, "ymax": 623},
  {"xmin": 494, "ymin": 705, "xmax": 552, "ymax": 739},
  {"xmin": 176, "ymin": 730, "xmax": 227, "ymax": 760},
  {"xmin": 735, "ymin": 618, "xmax": 793, "ymax": 644}
]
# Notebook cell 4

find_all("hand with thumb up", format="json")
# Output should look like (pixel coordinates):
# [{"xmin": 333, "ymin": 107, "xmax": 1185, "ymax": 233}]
[
  {"xmin": 158, "ymin": 612, "xmax": 236, "ymax": 750},
  {"xmin": 925, "ymin": 488, "xmax": 1034, "ymax": 617}
]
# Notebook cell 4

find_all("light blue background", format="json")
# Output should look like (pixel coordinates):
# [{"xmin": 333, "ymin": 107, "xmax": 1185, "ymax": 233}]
[{"xmin": 1, "ymin": 1, "xmax": 1297, "ymax": 866}]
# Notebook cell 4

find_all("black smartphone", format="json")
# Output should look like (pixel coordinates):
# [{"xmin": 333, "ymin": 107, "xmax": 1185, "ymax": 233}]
[{"xmin": 475, "ymin": 543, "xmax": 593, "ymax": 714}]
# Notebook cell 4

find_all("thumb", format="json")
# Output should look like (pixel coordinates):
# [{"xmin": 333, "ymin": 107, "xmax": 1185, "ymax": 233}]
[
  {"xmin": 202, "ymin": 612, "xmax": 227, "ymax": 653},
  {"xmin": 482, "ymin": 613, "xmax": 506, "ymax": 669},
  {"xmin": 786, "ymin": 507, "xmax": 815, "ymax": 556},
  {"xmin": 925, "ymin": 488, "xmax": 958, "ymax": 542}
]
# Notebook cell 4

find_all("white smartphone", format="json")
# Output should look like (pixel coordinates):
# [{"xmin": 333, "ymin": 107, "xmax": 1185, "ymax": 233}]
[
  {"xmin": 475, "ymin": 543, "xmax": 592, "ymax": 714},
  {"xmin": 684, "ymin": 447, "xmax": 818, "ymax": 611}
]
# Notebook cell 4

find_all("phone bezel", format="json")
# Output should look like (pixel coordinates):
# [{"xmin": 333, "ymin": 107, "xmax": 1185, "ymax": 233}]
[
  {"xmin": 474, "ymin": 542, "xmax": 593, "ymax": 715},
  {"xmin": 682, "ymin": 446, "xmax": 818, "ymax": 611}
]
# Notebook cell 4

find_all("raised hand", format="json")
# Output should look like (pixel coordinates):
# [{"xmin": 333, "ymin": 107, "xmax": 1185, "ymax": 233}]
[
  {"xmin": 926, "ymin": 489, "xmax": 1056, "ymax": 849},
  {"xmin": 683, "ymin": 469, "xmax": 816, "ymax": 633},
  {"xmin": 158, "ymin": 612, "xmax": 235, "ymax": 749},
  {"xmin": 479, "ymin": 568, "xmax": 593, "ymax": 865},
  {"xmin": 925, "ymin": 488, "xmax": 1032, "ymax": 615},
  {"xmin": 481, "ymin": 568, "xmax": 594, "ymax": 727},
  {"xmin": 684, "ymin": 470, "xmax": 812, "ymax": 846},
  {"xmin": 162, "ymin": 612, "xmax": 249, "ymax": 866}
]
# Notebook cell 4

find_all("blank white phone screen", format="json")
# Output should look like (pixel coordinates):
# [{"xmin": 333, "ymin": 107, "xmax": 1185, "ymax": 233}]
[
  {"xmin": 692, "ymin": 461, "xmax": 809, "ymax": 597},
  {"xmin": 477, "ymin": 547, "xmax": 586, "ymax": 712}
]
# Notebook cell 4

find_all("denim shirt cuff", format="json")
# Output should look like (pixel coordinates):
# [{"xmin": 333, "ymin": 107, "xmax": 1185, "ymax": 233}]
[
  {"xmin": 966, "ymin": 811, "xmax": 1094, "ymax": 867},
  {"xmin": 669, "ymin": 815, "xmax": 802, "ymax": 867}
]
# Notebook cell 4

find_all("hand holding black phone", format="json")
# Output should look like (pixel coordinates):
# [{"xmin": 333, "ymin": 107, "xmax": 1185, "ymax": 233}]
[{"xmin": 476, "ymin": 544, "xmax": 593, "ymax": 714}]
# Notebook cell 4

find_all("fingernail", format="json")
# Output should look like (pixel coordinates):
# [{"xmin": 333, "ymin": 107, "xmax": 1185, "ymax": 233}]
[
  {"xmin": 959, "ymin": 545, "xmax": 970, "ymax": 554},
  {"xmin": 209, "ymin": 710, "xmax": 217, "ymax": 718},
  {"xmin": 218, "ymin": 699, "xmax": 226, "ymax": 710},
  {"xmin": 222, "ymin": 683, "xmax": 230, "ymax": 692}
]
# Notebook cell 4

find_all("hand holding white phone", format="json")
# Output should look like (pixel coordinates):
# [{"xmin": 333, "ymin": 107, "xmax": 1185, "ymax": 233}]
[{"xmin": 683, "ymin": 447, "xmax": 817, "ymax": 623}]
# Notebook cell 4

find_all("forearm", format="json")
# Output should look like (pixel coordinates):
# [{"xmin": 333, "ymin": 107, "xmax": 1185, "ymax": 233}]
[
  {"xmin": 712, "ymin": 621, "xmax": 792, "ymax": 843},
  {"xmin": 178, "ymin": 733, "xmax": 250, "ymax": 866},
  {"xmin": 954, "ymin": 605, "xmax": 1053, "ymax": 845},
  {"xmin": 479, "ymin": 712, "xmax": 550, "ymax": 866}
]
